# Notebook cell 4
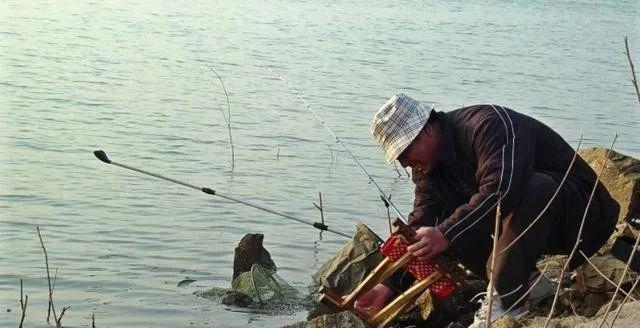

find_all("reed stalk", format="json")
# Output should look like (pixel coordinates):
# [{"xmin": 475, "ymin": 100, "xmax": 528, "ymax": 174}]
[
  {"xmin": 544, "ymin": 134, "xmax": 618, "ymax": 328},
  {"xmin": 578, "ymin": 250, "xmax": 638, "ymax": 302},
  {"xmin": 37, "ymin": 227, "xmax": 70, "ymax": 328},
  {"xmin": 19, "ymin": 278, "xmax": 28, "ymax": 328},
  {"xmin": 206, "ymin": 64, "xmax": 235, "ymax": 171},
  {"xmin": 500, "ymin": 135, "xmax": 583, "ymax": 255},
  {"xmin": 485, "ymin": 199, "xmax": 502, "ymax": 328},
  {"xmin": 596, "ymin": 231, "xmax": 640, "ymax": 328},
  {"xmin": 313, "ymin": 192, "xmax": 325, "ymax": 240},
  {"xmin": 609, "ymin": 269, "xmax": 640, "ymax": 327},
  {"xmin": 624, "ymin": 37, "xmax": 640, "ymax": 109},
  {"xmin": 37, "ymin": 227, "xmax": 57, "ymax": 323}
]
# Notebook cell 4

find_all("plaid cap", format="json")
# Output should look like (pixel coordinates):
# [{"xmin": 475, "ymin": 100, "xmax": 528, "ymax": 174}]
[{"xmin": 370, "ymin": 93, "xmax": 434, "ymax": 164}]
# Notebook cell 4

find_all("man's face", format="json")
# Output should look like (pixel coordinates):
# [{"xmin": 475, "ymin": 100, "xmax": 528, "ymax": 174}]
[{"xmin": 397, "ymin": 126, "xmax": 439, "ymax": 172}]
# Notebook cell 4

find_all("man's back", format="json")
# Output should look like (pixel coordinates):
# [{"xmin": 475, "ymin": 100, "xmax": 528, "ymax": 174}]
[{"xmin": 410, "ymin": 104, "xmax": 618, "ymax": 253}]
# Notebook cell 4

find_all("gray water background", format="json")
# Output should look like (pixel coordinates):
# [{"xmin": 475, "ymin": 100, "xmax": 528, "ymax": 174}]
[{"xmin": 1, "ymin": 0, "xmax": 639, "ymax": 327}]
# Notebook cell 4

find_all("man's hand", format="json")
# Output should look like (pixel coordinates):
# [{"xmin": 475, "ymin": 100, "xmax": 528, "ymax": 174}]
[{"xmin": 406, "ymin": 226, "xmax": 450, "ymax": 261}]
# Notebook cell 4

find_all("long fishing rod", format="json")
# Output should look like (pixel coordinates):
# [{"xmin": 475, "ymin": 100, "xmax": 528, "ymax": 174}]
[
  {"xmin": 268, "ymin": 69, "xmax": 407, "ymax": 222},
  {"xmin": 93, "ymin": 150, "xmax": 352, "ymax": 239}
]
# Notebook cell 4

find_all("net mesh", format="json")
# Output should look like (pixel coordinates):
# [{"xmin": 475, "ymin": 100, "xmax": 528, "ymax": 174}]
[{"xmin": 231, "ymin": 263, "xmax": 298, "ymax": 305}]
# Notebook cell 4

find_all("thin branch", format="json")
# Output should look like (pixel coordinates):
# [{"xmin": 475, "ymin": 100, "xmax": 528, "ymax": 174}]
[
  {"xmin": 392, "ymin": 161, "xmax": 402, "ymax": 177},
  {"xmin": 19, "ymin": 278, "xmax": 28, "ymax": 328},
  {"xmin": 206, "ymin": 64, "xmax": 235, "ymax": 171},
  {"xmin": 578, "ymin": 251, "xmax": 638, "ymax": 302},
  {"xmin": 313, "ymin": 192, "xmax": 325, "ymax": 240},
  {"xmin": 56, "ymin": 306, "xmax": 70, "ymax": 328},
  {"xmin": 597, "ymin": 229, "xmax": 640, "ymax": 328},
  {"xmin": 92, "ymin": 312, "xmax": 96, "ymax": 328},
  {"xmin": 403, "ymin": 166, "xmax": 411, "ymax": 178},
  {"xmin": 500, "ymin": 135, "xmax": 583, "ymax": 255},
  {"xmin": 544, "ymin": 134, "xmax": 618, "ymax": 328},
  {"xmin": 609, "ymin": 269, "xmax": 640, "ymax": 327},
  {"xmin": 52, "ymin": 268, "xmax": 58, "ymax": 292},
  {"xmin": 37, "ymin": 226, "xmax": 57, "ymax": 323},
  {"xmin": 624, "ymin": 37, "xmax": 640, "ymax": 109},
  {"xmin": 486, "ymin": 199, "xmax": 502, "ymax": 328}
]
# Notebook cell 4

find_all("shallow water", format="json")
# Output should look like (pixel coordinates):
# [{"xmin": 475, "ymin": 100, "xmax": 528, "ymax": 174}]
[{"xmin": 1, "ymin": 0, "xmax": 639, "ymax": 327}]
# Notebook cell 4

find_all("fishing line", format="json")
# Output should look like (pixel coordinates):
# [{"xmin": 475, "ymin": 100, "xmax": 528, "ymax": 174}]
[{"xmin": 267, "ymin": 67, "xmax": 407, "ymax": 222}]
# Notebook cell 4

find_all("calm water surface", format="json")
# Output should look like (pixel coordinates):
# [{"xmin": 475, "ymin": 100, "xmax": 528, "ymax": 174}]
[{"xmin": 1, "ymin": 1, "xmax": 639, "ymax": 327}]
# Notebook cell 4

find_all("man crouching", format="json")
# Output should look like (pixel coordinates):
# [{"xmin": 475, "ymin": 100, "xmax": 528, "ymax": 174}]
[{"xmin": 358, "ymin": 94, "xmax": 619, "ymax": 327}]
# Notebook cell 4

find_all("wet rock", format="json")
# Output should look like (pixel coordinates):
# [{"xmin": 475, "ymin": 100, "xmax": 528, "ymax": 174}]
[
  {"xmin": 233, "ymin": 233, "xmax": 276, "ymax": 280},
  {"xmin": 574, "ymin": 254, "xmax": 634, "ymax": 294},
  {"xmin": 537, "ymin": 255, "xmax": 566, "ymax": 281},
  {"xmin": 578, "ymin": 148, "xmax": 640, "ymax": 225},
  {"xmin": 579, "ymin": 293, "xmax": 610, "ymax": 317},
  {"xmin": 524, "ymin": 315, "xmax": 587, "ymax": 328},
  {"xmin": 491, "ymin": 316, "xmax": 521, "ymax": 328},
  {"xmin": 282, "ymin": 311, "xmax": 368, "ymax": 328},
  {"xmin": 578, "ymin": 300, "xmax": 640, "ymax": 327}
]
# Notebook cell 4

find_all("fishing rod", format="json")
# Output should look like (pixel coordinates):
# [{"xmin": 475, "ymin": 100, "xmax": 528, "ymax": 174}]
[
  {"xmin": 93, "ymin": 150, "xmax": 352, "ymax": 239},
  {"xmin": 268, "ymin": 69, "xmax": 407, "ymax": 222}
]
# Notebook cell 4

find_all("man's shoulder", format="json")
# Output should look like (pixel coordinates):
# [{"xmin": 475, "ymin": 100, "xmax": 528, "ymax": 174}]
[{"xmin": 444, "ymin": 104, "xmax": 532, "ymax": 126}]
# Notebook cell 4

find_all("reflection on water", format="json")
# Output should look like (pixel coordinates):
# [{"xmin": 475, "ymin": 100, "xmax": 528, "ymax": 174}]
[{"xmin": 1, "ymin": 0, "xmax": 639, "ymax": 327}]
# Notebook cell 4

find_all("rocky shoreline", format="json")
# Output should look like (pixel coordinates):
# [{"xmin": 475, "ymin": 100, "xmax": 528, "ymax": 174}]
[{"xmin": 208, "ymin": 147, "xmax": 640, "ymax": 328}]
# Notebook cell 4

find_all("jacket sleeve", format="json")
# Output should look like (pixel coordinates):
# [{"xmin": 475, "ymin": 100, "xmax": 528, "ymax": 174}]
[{"xmin": 436, "ymin": 106, "xmax": 534, "ymax": 249}]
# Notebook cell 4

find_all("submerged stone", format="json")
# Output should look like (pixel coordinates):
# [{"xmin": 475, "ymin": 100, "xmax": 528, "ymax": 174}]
[{"xmin": 233, "ymin": 233, "xmax": 276, "ymax": 280}]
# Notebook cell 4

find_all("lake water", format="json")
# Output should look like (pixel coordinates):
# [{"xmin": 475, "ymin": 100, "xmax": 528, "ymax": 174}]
[{"xmin": 1, "ymin": 1, "xmax": 639, "ymax": 327}]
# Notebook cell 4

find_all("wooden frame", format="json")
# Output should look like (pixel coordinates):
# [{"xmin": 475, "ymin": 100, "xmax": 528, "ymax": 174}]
[{"xmin": 317, "ymin": 219, "xmax": 469, "ymax": 328}]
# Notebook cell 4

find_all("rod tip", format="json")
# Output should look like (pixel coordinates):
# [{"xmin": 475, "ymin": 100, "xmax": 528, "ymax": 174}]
[{"xmin": 94, "ymin": 150, "xmax": 111, "ymax": 164}]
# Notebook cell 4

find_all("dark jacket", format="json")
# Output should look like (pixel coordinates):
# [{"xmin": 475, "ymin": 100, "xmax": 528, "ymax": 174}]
[{"xmin": 408, "ymin": 105, "xmax": 619, "ymax": 253}]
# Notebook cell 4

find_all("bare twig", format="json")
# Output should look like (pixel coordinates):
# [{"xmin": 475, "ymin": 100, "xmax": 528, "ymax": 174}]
[
  {"xmin": 37, "ymin": 226, "xmax": 57, "ymax": 323},
  {"xmin": 486, "ymin": 199, "xmax": 502, "ymax": 328},
  {"xmin": 56, "ymin": 306, "xmax": 70, "ymax": 328},
  {"xmin": 327, "ymin": 145, "xmax": 334, "ymax": 164},
  {"xmin": 578, "ymin": 250, "xmax": 638, "ymax": 302},
  {"xmin": 19, "ymin": 278, "xmax": 28, "ymax": 328},
  {"xmin": 92, "ymin": 312, "xmax": 96, "ymax": 328},
  {"xmin": 52, "ymin": 268, "xmax": 58, "ymax": 292},
  {"xmin": 313, "ymin": 192, "xmax": 325, "ymax": 240},
  {"xmin": 206, "ymin": 64, "xmax": 235, "ymax": 171},
  {"xmin": 392, "ymin": 161, "xmax": 402, "ymax": 177},
  {"xmin": 624, "ymin": 37, "xmax": 640, "ymax": 109},
  {"xmin": 609, "ymin": 270, "xmax": 640, "ymax": 327},
  {"xmin": 597, "ymin": 230, "xmax": 640, "ymax": 328},
  {"xmin": 544, "ymin": 135, "xmax": 618, "ymax": 328},
  {"xmin": 500, "ymin": 135, "xmax": 583, "ymax": 255}
]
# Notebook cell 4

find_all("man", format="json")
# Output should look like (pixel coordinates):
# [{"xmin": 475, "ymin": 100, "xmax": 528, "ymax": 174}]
[{"xmin": 358, "ymin": 94, "xmax": 619, "ymax": 326}]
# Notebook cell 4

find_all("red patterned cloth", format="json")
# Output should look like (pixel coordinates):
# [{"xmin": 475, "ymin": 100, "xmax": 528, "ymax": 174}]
[{"xmin": 380, "ymin": 234, "xmax": 456, "ymax": 299}]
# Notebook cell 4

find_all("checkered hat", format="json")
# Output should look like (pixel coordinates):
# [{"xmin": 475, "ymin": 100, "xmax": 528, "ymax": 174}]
[{"xmin": 370, "ymin": 93, "xmax": 434, "ymax": 164}]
